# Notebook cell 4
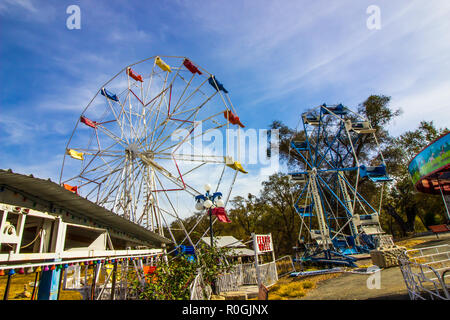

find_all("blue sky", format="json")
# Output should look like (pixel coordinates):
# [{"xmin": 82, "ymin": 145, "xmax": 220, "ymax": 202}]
[{"xmin": 1, "ymin": 0, "xmax": 450, "ymax": 198}]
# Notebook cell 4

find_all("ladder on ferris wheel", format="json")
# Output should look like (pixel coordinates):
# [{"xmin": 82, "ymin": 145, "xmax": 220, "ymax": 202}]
[
  {"xmin": 337, "ymin": 172, "xmax": 359, "ymax": 240},
  {"xmin": 309, "ymin": 176, "xmax": 330, "ymax": 248}
]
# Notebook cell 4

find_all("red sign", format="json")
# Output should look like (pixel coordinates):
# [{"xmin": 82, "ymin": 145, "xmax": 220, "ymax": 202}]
[{"xmin": 255, "ymin": 234, "xmax": 273, "ymax": 253}]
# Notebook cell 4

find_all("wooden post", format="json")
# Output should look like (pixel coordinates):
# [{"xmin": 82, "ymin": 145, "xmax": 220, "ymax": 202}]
[
  {"xmin": 3, "ymin": 273, "xmax": 13, "ymax": 300},
  {"xmin": 110, "ymin": 260, "xmax": 118, "ymax": 300},
  {"xmin": 209, "ymin": 207, "xmax": 214, "ymax": 248},
  {"xmin": 31, "ymin": 271, "xmax": 40, "ymax": 300},
  {"xmin": 269, "ymin": 233, "xmax": 278, "ymax": 282},
  {"xmin": 251, "ymin": 233, "xmax": 262, "ymax": 290},
  {"xmin": 57, "ymin": 266, "xmax": 65, "ymax": 300},
  {"xmin": 90, "ymin": 264, "xmax": 97, "ymax": 300}
]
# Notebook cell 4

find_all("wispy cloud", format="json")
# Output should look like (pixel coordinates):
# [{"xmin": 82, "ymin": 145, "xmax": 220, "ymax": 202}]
[
  {"xmin": 0, "ymin": 0, "xmax": 38, "ymax": 13},
  {"xmin": 2, "ymin": 0, "xmax": 450, "ymax": 188}
]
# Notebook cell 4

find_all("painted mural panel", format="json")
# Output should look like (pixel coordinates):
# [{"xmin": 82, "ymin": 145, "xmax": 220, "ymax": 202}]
[{"xmin": 408, "ymin": 132, "xmax": 450, "ymax": 185}]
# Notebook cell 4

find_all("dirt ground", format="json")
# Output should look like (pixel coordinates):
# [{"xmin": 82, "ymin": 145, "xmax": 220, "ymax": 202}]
[{"xmin": 299, "ymin": 233, "xmax": 450, "ymax": 300}]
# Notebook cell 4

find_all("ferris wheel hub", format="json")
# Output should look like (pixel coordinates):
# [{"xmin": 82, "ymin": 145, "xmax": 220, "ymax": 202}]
[{"xmin": 125, "ymin": 143, "xmax": 140, "ymax": 160}]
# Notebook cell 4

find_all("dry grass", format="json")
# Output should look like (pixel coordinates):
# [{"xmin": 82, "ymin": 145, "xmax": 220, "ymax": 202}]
[
  {"xmin": 0, "ymin": 272, "xmax": 85, "ymax": 300},
  {"xmin": 395, "ymin": 238, "xmax": 427, "ymax": 249},
  {"xmin": 0, "ymin": 264, "xmax": 127, "ymax": 300},
  {"xmin": 269, "ymin": 272, "xmax": 341, "ymax": 300}
]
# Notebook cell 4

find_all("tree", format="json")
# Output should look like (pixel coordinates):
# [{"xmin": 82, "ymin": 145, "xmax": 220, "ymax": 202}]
[
  {"xmin": 132, "ymin": 243, "xmax": 236, "ymax": 300},
  {"xmin": 382, "ymin": 121, "xmax": 448, "ymax": 236}
]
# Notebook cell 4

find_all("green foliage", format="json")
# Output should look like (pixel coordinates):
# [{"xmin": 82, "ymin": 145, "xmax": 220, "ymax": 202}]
[
  {"xmin": 424, "ymin": 212, "xmax": 440, "ymax": 227},
  {"xmin": 383, "ymin": 119, "xmax": 449, "ymax": 236},
  {"xmin": 131, "ymin": 243, "xmax": 236, "ymax": 300}
]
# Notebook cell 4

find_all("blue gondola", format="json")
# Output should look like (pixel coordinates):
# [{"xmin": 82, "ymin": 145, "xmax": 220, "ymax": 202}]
[
  {"xmin": 322, "ymin": 103, "xmax": 348, "ymax": 115},
  {"xmin": 359, "ymin": 164, "xmax": 392, "ymax": 182},
  {"xmin": 100, "ymin": 88, "xmax": 119, "ymax": 102},
  {"xmin": 208, "ymin": 76, "xmax": 228, "ymax": 93},
  {"xmin": 175, "ymin": 245, "xmax": 196, "ymax": 262},
  {"xmin": 291, "ymin": 140, "xmax": 308, "ymax": 151},
  {"xmin": 295, "ymin": 203, "xmax": 314, "ymax": 217}
]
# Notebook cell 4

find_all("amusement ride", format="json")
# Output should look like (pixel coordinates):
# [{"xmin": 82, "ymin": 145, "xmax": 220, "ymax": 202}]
[
  {"xmin": 288, "ymin": 103, "xmax": 393, "ymax": 267},
  {"xmin": 59, "ymin": 55, "xmax": 247, "ymax": 252}
]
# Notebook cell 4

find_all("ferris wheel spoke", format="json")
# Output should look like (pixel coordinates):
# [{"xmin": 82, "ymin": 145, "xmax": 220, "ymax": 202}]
[
  {"xmin": 156, "ymin": 208, "xmax": 179, "ymax": 245},
  {"xmin": 102, "ymin": 96, "xmax": 131, "ymax": 145},
  {"xmin": 153, "ymin": 175, "xmax": 195, "ymax": 247},
  {"xmin": 80, "ymin": 159, "xmax": 126, "ymax": 191},
  {"xmin": 142, "ymin": 60, "xmax": 157, "ymax": 104},
  {"xmin": 153, "ymin": 89, "xmax": 221, "ymax": 150},
  {"xmin": 61, "ymin": 154, "xmax": 123, "ymax": 186},
  {"xmin": 80, "ymin": 156, "xmax": 125, "ymax": 180},
  {"xmin": 171, "ymin": 76, "xmax": 209, "ymax": 113},
  {"xmin": 145, "ymin": 90, "xmax": 175, "ymax": 150},
  {"xmin": 96, "ymin": 122, "xmax": 129, "ymax": 149},
  {"xmin": 121, "ymin": 93, "xmax": 143, "ymax": 146},
  {"xmin": 155, "ymin": 153, "xmax": 225, "ymax": 164},
  {"xmin": 149, "ymin": 160, "xmax": 200, "ymax": 196},
  {"xmin": 98, "ymin": 162, "xmax": 128, "ymax": 208},
  {"xmin": 170, "ymin": 73, "xmax": 196, "ymax": 113},
  {"xmin": 152, "ymin": 108, "xmax": 225, "ymax": 155},
  {"xmin": 147, "ymin": 76, "xmax": 171, "ymax": 148},
  {"xmin": 180, "ymin": 212, "xmax": 210, "ymax": 246},
  {"xmin": 170, "ymin": 90, "xmax": 218, "ymax": 120},
  {"xmin": 149, "ymin": 118, "xmax": 195, "ymax": 153},
  {"xmin": 158, "ymin": 123, "xmax": 228, "ymax": 156}
]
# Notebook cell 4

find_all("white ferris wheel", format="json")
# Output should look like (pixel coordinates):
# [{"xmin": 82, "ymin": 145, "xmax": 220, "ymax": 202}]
[{"xmin": 59, "ymin": 55, "xmax": 247, "ymax": 249}]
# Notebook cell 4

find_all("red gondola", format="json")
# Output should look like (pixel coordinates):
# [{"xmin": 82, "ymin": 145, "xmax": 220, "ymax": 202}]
[
  {"xmin": 80, "ymin": 116, "xmax": 98, "ymax": 128},
  {"xmin": 127, "ymin": 67, "xmax": 143, "ymax": 82},
  {"xmin": 223, "ymin": 110, "xmax": 245, "ymax": 128},
  {"xmin": 183, "ymin": 58, "xmax": 202, "ymax": 75}
]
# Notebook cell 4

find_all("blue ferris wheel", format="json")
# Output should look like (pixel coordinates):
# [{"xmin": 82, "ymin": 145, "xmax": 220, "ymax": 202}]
[{"xmin": 288, "ymin": 103, "xmax": 392, "ymax": 267}]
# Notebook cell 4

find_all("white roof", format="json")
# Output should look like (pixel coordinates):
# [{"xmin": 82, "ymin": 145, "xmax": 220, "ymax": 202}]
[{"xmin": 200, "ymin": 236, "xmax": 247, "ymax": 248}]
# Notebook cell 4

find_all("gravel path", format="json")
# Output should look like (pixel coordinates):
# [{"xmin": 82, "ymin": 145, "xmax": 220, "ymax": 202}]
[{"xmin": 300, "ymin": 233, "xmax": 450, "ymax": 300}]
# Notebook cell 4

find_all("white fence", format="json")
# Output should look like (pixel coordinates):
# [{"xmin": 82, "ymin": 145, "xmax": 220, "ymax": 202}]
[
  {"xmin": 189, "ymin": 269, "xmax": 212, "ymax": 300},
  {"xmin": 215, "ymin": 266, "xmax": 242, "ymax": 293},
  {"xmin": 214, "ymin": 261, "xmax": 279, "ymax": 294},
  {"xmin": 275, "ymin": 255, "xmax": 296, "ymax": 277},
  {"xmin": 398, "ymin": 244, "xmax": 450, "ymax": 300}
]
